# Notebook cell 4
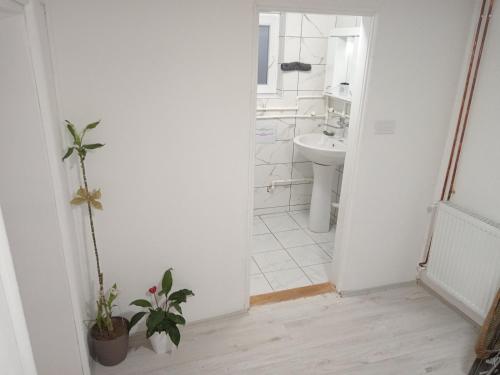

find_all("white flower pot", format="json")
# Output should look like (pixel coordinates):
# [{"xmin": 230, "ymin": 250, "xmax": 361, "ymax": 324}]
[{"xmin": 149, "ymin": 332, "xmax": 173, "ymax": 354}]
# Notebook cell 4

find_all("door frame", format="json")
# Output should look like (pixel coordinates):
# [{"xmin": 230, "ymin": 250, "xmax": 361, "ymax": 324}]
[
  {"xmin": 245, "ymin": 4, "xmax": 377, "ymax": 305},
  {"xmin": 0, "ymin": 208, "xmax": 37, "ymax": 374},
  {"xmin": 0, "ymin": 1, "xmax": 91, "ymax": 373},
  {"xmin": 0, "ymin": 7, "xmax": 37, "ymax": 375}
]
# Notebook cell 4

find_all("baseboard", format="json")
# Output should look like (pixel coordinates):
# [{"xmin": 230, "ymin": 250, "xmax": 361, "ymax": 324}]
[
  {"xmin": 338, "ymin": 280, "xmax": 417, "ymax": 297},
  {"xmin": 187, "ymin": 308, "xmax": 249, "ymax": 326}
]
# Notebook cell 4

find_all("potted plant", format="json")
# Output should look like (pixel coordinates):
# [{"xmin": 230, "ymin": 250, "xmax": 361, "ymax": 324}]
[
  {"xmin": 63, "ymin": 120, "xmax": 129, "ymax": 366},
  {"xmin": 129, "ymin": 268, "xmax": 194, "ymax": 354}
]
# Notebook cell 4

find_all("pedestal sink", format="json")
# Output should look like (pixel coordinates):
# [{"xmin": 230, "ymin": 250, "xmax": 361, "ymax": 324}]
[{"xmin": 293, "ymin": 133, "xmax": 347, "ymax": 233}]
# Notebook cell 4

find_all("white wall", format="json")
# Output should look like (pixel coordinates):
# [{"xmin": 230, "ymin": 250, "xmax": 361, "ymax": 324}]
[
  {"xmin": 46, "ymin": 0, "xmax": 256, "ymax": 323},
  {"xmin": 333, "ymin": 0, "xmax": 475, "ymax": 291},
  {"xmin": 45, "ymin": 0, "xmax": 475, "ymax": 323},
  {"xmin": 0, "ymin": 13, "xmax": 85, "ymax": 375},
  {"xmin": 449, "ymin": 3, "xmax": 500, "ymax": 223}
]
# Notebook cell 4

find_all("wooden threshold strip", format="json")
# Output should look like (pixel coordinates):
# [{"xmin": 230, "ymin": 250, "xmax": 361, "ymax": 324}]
[{"xmin": 250, "ymin": 282, "xmax": 336, "ymax": 306}]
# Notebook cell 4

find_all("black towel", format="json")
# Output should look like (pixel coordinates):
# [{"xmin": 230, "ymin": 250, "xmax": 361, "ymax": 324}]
[{"xmin": 280, "ymin": 62, "xmax": 311, "ymax": 72}]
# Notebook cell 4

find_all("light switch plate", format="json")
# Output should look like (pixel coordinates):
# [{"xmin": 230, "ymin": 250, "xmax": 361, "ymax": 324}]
[{"xmin": 374, "ymin": 120, "xmax": 396, "ymax": 135}]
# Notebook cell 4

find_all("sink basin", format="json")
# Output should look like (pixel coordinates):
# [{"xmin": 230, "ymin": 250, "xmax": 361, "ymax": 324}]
[
  {"xmin": 293, "ymin": 133, "xmax": 347, "ymax": 233},
  {"xmin": 293, "ymin": 133, "xmax": 346, "ymax": 166}
]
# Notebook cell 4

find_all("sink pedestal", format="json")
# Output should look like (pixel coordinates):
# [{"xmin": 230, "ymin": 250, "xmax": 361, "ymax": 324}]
[
  {"xmin": 309, "ymin": 163, "xmax": 335, "ymax": 233},
  {"xmin": 293, "ymin": 133, "xmax": 346, "ymax": 233}
]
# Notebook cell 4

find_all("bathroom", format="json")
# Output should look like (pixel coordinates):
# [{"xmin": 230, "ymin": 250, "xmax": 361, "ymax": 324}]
[{"xmin": 251, "ymin": 12, "xmax": 364, "ymax": 297}]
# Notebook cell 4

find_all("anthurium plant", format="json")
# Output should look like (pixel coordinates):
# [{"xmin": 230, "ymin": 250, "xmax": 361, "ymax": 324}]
[{"xmin": 129, "ymin": 269, "xmax": 194, "ymax": 346}]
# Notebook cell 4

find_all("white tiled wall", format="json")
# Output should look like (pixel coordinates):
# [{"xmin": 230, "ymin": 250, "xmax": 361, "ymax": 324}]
[{"xmin": 254, "ymin": 13, "xmax": 358, "ymax": 216}]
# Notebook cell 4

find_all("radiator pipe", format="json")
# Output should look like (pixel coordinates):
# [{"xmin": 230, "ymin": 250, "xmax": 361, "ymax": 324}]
[
  {"xmin": 423, "ymin": 0, "xmax": 494, "ymax": 267},
  {"xmin": 440, "ymin": 0, "xmax": 488, "ymax": 201},
  {"xmin": 447, "ymin": 0, "xmax": 495, "ymax": 200},
  {"xmin": 418, "ymin": 204, "xmax": 438, "ymax": 268}
]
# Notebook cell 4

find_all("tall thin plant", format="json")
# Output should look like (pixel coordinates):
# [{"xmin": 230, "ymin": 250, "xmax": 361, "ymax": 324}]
[{"xmin": 62, "ymin": 120, "xmax": 114, "ymax": 334}]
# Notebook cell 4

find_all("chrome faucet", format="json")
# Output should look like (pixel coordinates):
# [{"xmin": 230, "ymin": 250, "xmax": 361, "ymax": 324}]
[
  {"xmin": 318, "ymin": 123, "xmax": 338, "ymax": 136},
  {"xmin": 338, "ymin": 115, "xmax": 350, "ymax": 128}
]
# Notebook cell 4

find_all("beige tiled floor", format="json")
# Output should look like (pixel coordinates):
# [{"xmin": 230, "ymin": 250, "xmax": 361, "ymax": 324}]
[{"xmin": 250, "ymin": 210, "xmax": 334, "ymax": 295}]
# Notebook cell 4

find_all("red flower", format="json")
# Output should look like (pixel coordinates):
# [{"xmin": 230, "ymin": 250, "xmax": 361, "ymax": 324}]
[{"xmin": 148, "ymin": 286, "xmax": 157, "ymax": 294}]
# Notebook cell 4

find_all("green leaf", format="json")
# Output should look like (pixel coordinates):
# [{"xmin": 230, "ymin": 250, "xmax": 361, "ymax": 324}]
[
  {"xmin": 171, "ymin": 303, "xmax": 182, "ymax": 314},
  {"xmin": 83, "ymin": 120, "xmax": 100, "ymax": 133},
  {"xmin": 168, "ymin": 289, "xmax": 194, "ymax": 304},
  {"xmin": 130, "ymin": 299, "xmax": 152, "ymax": 308},
  {"xmin": 77, "ymin": 147, "xmax": 87, "ymax": 160},
  {"xmin": 128, "ymin": 311, "xmax": 147, "ymax": 331},
  {"xmin": 168, "ymin": 324, "xmax": 181, "ymax": 346},
  {"xmin": 65, "ymin": 121, "xmax": 81, "ymax": 145},
  {"xmin": 108, "ymin": 290, "xmax": 118, "ymax": 307},
  {"xmin": 161, "ymin": 268, "xmax": 173, "ymax": 297},
  {"xmin": 83, "ymin": 143, "xmax": 105, "ymax": 150},
  {"xmin": 62, "ymin": 147, "xmax": 74, "ymax": 161},
  {"xmin": 146, "ymin": 309, "xmax": 164, "ymax": 332},
  {"xmin": 156, "ymin": 319, "xmax": 172, "ymax": 333},
  {"xmin": 166, "ymin": 312, "xmax": 185, "ymax": 325},
  {"xmin": 81, "ymin": 120, "xmax": 100, "ymax": 141}
]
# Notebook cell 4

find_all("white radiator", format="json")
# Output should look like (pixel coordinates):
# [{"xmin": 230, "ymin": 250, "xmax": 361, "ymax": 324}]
[{"xmin": 421, "ymin": 202, "xmax": 500, "ymax": 324}]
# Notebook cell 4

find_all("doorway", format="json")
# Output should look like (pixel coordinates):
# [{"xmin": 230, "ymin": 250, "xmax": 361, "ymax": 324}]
[{"xmin": 249, "ymin": 10, "xmax": 373, "ymax": 303}]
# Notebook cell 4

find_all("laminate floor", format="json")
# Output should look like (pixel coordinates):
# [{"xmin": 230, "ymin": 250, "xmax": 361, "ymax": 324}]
[{"xmin": 94, "ymin": 285, "xmax": 478, "ymax": 375}]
